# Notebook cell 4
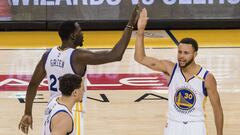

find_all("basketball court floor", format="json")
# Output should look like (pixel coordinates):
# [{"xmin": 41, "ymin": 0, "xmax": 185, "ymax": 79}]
[{"xmin": 0, "ymin": 30, "xmax": 240, "ymax": 135}]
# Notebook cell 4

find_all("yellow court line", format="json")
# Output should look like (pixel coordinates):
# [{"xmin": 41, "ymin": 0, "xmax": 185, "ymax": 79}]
[
  {"xmin": 0, "ymin": 31, "xmax": 175, "ymax": 49},
  {"xmin": 1, "ymin": 30, "xmax": 239, "ymax": 48},
  {"xmin": 171, "ymin": 30, "xmax": 240, "ymax": 47}
]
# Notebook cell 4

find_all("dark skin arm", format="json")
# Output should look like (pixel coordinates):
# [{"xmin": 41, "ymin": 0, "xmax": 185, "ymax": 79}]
[
  {"xmin": 18, "ymin": 51, "xmax": 48, "ymax": 134},
  {"xmin": 73, "ymin": 4, "xmax": 140, "ymax": 65},
  {"xmin": 18, "ymin": 5, "xmax": 140, "ymax": 134}
]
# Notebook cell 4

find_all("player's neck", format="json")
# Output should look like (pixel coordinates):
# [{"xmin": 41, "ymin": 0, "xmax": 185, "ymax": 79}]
[
  {"xmin": 181, "ymin": 62, "xmax": 199, "ymax": 75},
  {"xmin": 57, "ymin": 97, "xmax": 75, "ymax": 112},
  {"xmin": 60, "ymin": 41, "xmax": 76, "ymax": 49}
]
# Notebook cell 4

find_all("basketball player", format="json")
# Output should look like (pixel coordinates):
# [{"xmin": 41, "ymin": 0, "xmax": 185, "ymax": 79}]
[
  {"xmin": 134, "ymin": 8, "xmax": 223, "ymax": 135},
  {"xmin": 18, "ymin": 4, "xmax": 140, "ymax": 134},
  {"xmin": 42, "ymin": 74, "xmax": 84, "ymax": 135}
]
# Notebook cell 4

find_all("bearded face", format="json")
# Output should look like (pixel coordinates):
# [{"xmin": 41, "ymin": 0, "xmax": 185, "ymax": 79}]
[{"xmin": 177, "ymin": 43, "xmax": 196, "ymax": 68}]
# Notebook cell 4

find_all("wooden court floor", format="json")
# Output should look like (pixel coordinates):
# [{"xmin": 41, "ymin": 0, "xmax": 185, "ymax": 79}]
[
  {"xmin": 0, "ymin": 30, "xmax": 240, "ymax": 135},
  {"xmin": 0, "ymin": 47, "xmax": 239, "ymax": 135}
]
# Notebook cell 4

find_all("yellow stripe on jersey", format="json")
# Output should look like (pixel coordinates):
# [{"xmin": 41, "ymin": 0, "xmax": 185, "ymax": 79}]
[
  {"xmin": 74, "ymin": 102, "xmax": 83, "ymax": 135},
  {"xmin": 80, "ymin": 103, "xmax": 82, "ymax": 112},
  {"xmin": 74, "ymin": 102, "xmax": 81, "ymax": 135},
  {"xmin": 78, "ymin": 102, "xmax": 82, "ymax": 135},
  {"xmin": 194, "ymin": 75, "xmax": 205, "ymax": 81},
  {"xmin": 78, "ymin": 102, "xmax": 81, "ymax": 135},
  {"xmin": 74, "ymin": 103, "xmax": 78, "ymax": 135}
]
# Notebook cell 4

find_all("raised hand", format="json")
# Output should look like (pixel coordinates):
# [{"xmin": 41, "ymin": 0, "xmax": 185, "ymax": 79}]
[
  {"xmin": 137, "ymin": 8, "xmax": 148, "ymax": 31},
  {"xmin": 127, "ymin": 3, "xmax": 141, "ymax": 28}
]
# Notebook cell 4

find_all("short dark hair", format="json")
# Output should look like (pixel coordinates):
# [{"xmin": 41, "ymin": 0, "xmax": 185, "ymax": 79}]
[
  {"xmin": 179, "ymin": 38, "xmax": 198, "ymax": 52},
  {"xmin": 58, "ymin": 21, "xmax": 76, "ymax": 41},
  {"xmin": 59, "ymin": 74, "xmax": 82, "ymax": 96}
]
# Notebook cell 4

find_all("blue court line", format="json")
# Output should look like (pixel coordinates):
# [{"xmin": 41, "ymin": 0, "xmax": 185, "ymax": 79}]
[{"xmin": 165, "ymin": 30, "xmax": 179, "ymax": 46}]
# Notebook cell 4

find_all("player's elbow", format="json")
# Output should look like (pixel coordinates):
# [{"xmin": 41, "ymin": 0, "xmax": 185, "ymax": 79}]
[
  {"xmin": 113, "ymin": 54, "xmax": 123, "ymax": 61},
  {"xmin": 134, "ymin": 54, "xmax": 144, "ymax": 64},
  {"xmin": 101, "ymin": 52, "xmax": 123, "ymax": 63},
  {"xmin": 105, "ymin": 53, "xmax": 123, "ymax": 62}
]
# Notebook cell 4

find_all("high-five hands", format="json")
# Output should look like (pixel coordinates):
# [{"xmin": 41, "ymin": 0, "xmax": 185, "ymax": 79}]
[
  {"xmin": 127, "ymin": 3, "xmax": 141, "ymax": 28},
  {"xmin": 137, "ymin": 8, "xmax": 148, "ymax": 31}
]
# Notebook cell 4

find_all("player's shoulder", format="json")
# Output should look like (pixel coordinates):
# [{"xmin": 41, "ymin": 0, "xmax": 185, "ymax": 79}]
[
  {"xmin": 204, "ymin": 71, "xmax": 217, "ymax": 87},
  {"xmin": 44, "ymin": 49, "xmax": 52, "ymax": 55},
  {"xmin": 53, "ymin": 110, "xmax": 72, "ymax": 126},
  {"xmin": 74, "ymin": 48, "xmax": 90, "ymax": 53},
  {"xmin": 201, "ymin": 66, "xmax": 214, "ymax": 78},
  {"xmin": 41, "ymin": 49, "xmax": 52, "ymax": 60},
  {"xmin": 51, "ymin": 110, "xmax": 73, "ymax": 132},
  {"xmin": 73, "ymin": 48, "xmax": 94, "ymax": 58},
  {"xmin": 205, "ymin": 72, "xmax": 215, "ymax": 80},
  {"xmin": 162, "ymin": 60, "xmax": 176, "ymax": 74},
  {"xmin": 55, "ymin": 111, "xmax": 72, "ymax": 118}
]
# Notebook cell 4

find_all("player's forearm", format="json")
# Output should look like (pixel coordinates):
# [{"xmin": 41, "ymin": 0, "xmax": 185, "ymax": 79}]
[
  {"xmin": 24, "ymin": 83, "xmax": 38, "ymax": 115},
  {"xmin": 134, "ymin": 29, "xmax": 146, "ymax": 62},
  {"xmin": 108, "ymin": 26, "xmax": 133, "ymax": 61},
  {"xmin": 214, "ymin": 107, "xmax": 224, "ymax": 135}
]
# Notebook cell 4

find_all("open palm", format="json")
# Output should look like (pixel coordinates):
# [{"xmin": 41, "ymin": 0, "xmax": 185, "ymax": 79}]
[{"xmin": 137, "ymin": 8, "xmax": 148, "ymax": 30}]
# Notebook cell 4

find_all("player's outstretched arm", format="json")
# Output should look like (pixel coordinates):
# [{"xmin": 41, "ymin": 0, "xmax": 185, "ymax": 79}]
[
  {"xmin": 74, "ymin": 4, "xmax": 140, "ymax": 65},
  {"xmin": 134, "ymin": 8, "xmax": 174, "ymax": 75}
]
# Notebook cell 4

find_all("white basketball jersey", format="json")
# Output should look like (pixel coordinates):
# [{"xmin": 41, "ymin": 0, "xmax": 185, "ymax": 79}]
[
  {"xmin": 167, "ymin": 63, "xmax": 209, "ymax": 122},
  {"xmin": 45, "ymin": 46, "xmax": 75, "ymax": 99},
  {"xmin": 44, "ymin": 46, "xmax": 86, "ymax": 135},
  {"xmin": 42, "ymin": 97, "xmax": 74, "ymax": 135}
]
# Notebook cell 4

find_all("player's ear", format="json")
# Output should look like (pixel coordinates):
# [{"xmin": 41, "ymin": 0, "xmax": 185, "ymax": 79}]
[{"xmin": 72, "ymin": 89, "xmax": 78, "ymax": 97}]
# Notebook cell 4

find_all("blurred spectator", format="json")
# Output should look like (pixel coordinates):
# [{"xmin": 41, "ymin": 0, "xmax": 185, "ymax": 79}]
[{"xmin": 0, "ymin": 0, "xmax": 11, "ymax": 21}]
